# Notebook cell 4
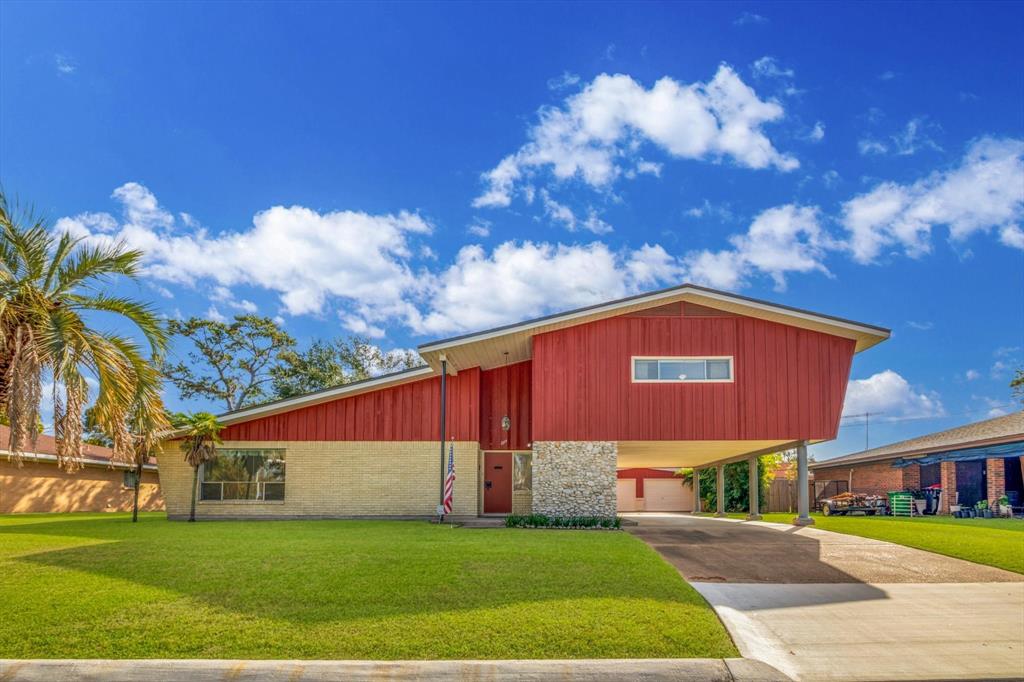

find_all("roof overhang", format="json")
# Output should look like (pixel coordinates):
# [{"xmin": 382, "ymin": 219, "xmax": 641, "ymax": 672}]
[
  {"xmin": 418, "ymin": 283, "xmax": 890, "ymax": 373},
  {"xmin": 0, "ymin": 450, "xmax": 158, "ymax": 472},
  {"xmin": 811, "ymin": 433, "xmax": 1024, "ymax": 469}
]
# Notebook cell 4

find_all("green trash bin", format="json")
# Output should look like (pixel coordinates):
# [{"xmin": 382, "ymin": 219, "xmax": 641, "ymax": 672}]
[{"xmin": 888, "ymin": 491, "xmax": 913, "ymax": 517}]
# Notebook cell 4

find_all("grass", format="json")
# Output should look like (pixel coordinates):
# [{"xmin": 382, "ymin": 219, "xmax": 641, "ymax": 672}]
[
  {"xmin": 704, "ymin": 511, "xmax": 1024, "ymax": 574},
  {"xmin": 0, "ymin": 513, "xmax": 737, "ymax": 660}
]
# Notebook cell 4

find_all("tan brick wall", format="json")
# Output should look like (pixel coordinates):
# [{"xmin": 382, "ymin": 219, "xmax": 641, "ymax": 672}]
[
  {"xmin": 0, "ymin": 459, "xmax": 163, "ymax": 513},
  {"xmin": 512, "ymin": 490, "xmax": 533, "ymax": 515},
  {"xmin": 159, "ymin": 440, "xmax": 479, "ymax": 519}
]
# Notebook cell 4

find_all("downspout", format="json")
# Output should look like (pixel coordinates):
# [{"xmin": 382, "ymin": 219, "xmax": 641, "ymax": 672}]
[{"xmin": 438, "ymin": 355, "xmax": 447, "ymax": 520}]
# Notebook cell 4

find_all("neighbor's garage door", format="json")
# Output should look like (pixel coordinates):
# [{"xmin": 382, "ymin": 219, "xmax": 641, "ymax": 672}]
[
  {"xmin": 617, "ymin": 479, "xmax": 638, "ymax": 512},
  {"xmin": 644, "ymin": 478, "xmax": 693, "ymax": 512}
]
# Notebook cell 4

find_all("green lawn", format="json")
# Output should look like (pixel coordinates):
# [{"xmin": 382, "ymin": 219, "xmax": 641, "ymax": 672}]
[
  {"xmin": 0, "ymin": 513, "xmax": 736, "ymax": 660},
  {"xmin": 710, "ymin": 512, "xmax": 1024, "ymax": 574}
]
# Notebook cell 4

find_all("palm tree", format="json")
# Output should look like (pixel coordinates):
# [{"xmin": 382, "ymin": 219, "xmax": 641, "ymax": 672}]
[
  {"xmin": 178, "ymin": 412, "xmax": 223, "ymax": 522},
  {"xmin": 124, "ymin": 364, "xmax": 171, "ymax": 522},
  {"xmin": 0, "ymin": 192, "xmax": 167, "ymax": 469}
]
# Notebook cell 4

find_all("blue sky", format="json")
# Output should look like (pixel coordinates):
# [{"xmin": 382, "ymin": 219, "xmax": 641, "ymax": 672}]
[{"xmin": 2, "ymin": 1, "xmax": 1022, "ymax": 460}]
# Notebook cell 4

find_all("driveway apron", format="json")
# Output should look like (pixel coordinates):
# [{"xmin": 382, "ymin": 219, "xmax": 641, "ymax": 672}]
[{"xmin": 626, "ymin": 513, "xmax": 1024, "ymax": 682}]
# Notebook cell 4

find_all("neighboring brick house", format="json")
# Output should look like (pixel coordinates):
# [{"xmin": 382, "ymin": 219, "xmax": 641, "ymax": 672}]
[
  {"xmin": 160, "ymin": 283, "xmax": 889, "ymax": 521},
  {"xmin": 0, "ymin": 426, "xmax": 163, "ymax": 513},
  {"xmin": 811, "ymin": 412, "xmax": 1024, "ymax": 513}
]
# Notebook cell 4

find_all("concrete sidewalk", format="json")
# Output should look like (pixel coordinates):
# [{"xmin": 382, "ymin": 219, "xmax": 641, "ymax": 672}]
[{"xmin": 0, "ymin": 658, "xmax": 789, "ymax": 681}]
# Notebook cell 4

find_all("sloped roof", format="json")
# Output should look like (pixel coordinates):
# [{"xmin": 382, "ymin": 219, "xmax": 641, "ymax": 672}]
[
  {"xmin": 0, "ymin": 425, "xmax": 157, "ymax": 470},
  {"xmin": 811, "ymin": 411, "xmax": 1024, "ymax": 469},
  {"xmin": 418, "ymin": 282, "xmax": 890, "ymax": 372}
]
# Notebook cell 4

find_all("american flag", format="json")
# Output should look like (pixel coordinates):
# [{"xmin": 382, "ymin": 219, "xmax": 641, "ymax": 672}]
[{"xmin": 442, "ymin": 442, "xmax": 455, "ymax": 514}]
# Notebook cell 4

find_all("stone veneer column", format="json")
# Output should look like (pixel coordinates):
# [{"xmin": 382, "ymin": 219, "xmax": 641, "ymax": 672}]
[{"xmin": 532, "ymin": 441, "xmax": 617, "ymax": 517}]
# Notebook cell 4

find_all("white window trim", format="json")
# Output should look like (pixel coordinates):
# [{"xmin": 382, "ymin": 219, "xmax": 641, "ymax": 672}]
[{"xmin": 631, "ymin": 356, "xmax": 735, "ymax": 384}]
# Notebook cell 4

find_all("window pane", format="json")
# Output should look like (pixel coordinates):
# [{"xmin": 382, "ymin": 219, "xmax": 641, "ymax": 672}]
[
  {"xmin": 634, "ymin": 360, "xmax": 659, "ymax": 380},
  {"xmin": 514, "ymin": 452, "xmax": 532, "ymax": 491},
  {"xmin": 201, "ymin": 450, "xmax": 285, "ymax": 501},
  {"xmin": 660, "ymin": 360, "xmax": 705, "ymax": 381},
  {"xmin": 706, "ymin": 360, "xmax": 731, "ymax": 380}
]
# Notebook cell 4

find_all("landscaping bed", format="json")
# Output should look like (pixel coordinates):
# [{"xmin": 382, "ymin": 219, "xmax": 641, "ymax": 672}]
[{"xmin": 0, "ymin": 513, "xmax": 737, "ymax": 659}]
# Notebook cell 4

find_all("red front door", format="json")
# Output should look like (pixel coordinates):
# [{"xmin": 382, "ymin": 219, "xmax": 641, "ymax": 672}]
[{"xmin": 483, "ymin": 452, "xmax": 513, "ymax": 514}]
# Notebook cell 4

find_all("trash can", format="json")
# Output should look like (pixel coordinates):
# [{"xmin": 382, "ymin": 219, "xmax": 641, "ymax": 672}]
[{"xmin": 921, "ymin": 486, "xmax": 942, "ymax": 515}]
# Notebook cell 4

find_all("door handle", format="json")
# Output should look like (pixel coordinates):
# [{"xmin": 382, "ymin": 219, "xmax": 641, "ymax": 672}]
[{"xmin": 485, "ymin": 481, "xmax": 493, "ymax": 489}]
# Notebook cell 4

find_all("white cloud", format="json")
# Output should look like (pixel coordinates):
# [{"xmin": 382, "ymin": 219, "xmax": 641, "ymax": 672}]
[
  {"xmin": 751, "ymin": 56, "xmax": 794, "ymax": 80},
  {"xmin": 842, "ymin": 137, "xmax": 1024, "ymax": 263},
  {"xmin": 734, "ymin": 12, "xmax": 768, "ymax": 26},
  {"xmin": 843, "ymin": 370, "xmax": 945, "ymax": 419},
  {"xmin": 54, "ymin": 54, "xmax": 76, "ymax": 75},
  {"xmin": 906, "ymin": 320, "xmax": 933, "ymax": 330},
  {"xmin": 412, "ymin": 241, "xmax": 681, "ymax": 334},
  {"xmin": 210, "ymin": 286, "xmax": 258, "ymax": 314},
  {"xmin": 57, "ymin": 182, "xmax": 433, "ymax": 324},
  {"xmin": 547, "ymin": 71, "xmax": 581, "ymax": 91},
  {"xmin": 878, "ymin": 71, "xmax": 897, "ymax": 81},
  {"xmin": 205, "ymin": 305, "xmax": 227, "ymax": 323},
  {"xmin": 807, "ymin": 121, "xmax": 825, "ymax": 142},
  {"xmin": 683, "ymin": 199, "xmax": 734, "ymax": 222},
  {"xmin": 965, "ymin": 369, "xmax": 981, "ymax": 381},
  {"xmin": 1000, "ymin": 225, "xmax": 1024, "ymax": 249},
  {"xmin": 858, "ymin": 139, "xmax": 888, "ymax": 156},
  {"xmin": 540, "ymin": 191, "xmax": 612, "ymax": 234},
  {"xmin": 467, "ymin": 219, "xmax": 491, "ymax": 238},
  {"xmin": 822, "ymin": 170, "xmax": 840, "ymax": 188},
  {"xmin": 473, "ymin": 66, "xmax": 797, "ymax": 208},
  {"xmin": 683, "ymin": 205, "xmax": 831, "ymax": 291}
]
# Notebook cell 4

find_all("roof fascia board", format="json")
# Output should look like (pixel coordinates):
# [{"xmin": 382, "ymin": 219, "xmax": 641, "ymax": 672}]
[
  {"xmin": 418, "ymin": 284, "xmax": 890, "ymax": 354},
  {"xmin": 206, "ymin": 365, "xmax": 436, "ymax": 428},
  {"xmin": 0, "ymin": 450, "xmax": 157, "ymax": 471}
]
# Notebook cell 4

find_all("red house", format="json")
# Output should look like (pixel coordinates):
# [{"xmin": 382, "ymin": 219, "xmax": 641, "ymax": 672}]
[{"xmin": 159, "ymin": 283, "xmax": 889, "ymax": 523}]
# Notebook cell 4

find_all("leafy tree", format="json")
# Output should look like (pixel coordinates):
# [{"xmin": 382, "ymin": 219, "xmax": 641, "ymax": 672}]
[
  {"xmin": 271, "ymin": 337, "xmax": 422, "ymax": 398},
  {"xmin": 165, "ymin": 315, "xmax": 295, "ymax": 411},
  {"xmin": 0, "ymin": 192, "xmax": 167, "ymax": 469},
  {"xmin": 178, "ymin": 412, "xmax": 223, "ymax": 522},
  {"xmin": 83, "ymin": 406, "xmax": 114, "ymax": 447},
  {"xmin": 1011, "ymin": 368, "xmax": 1024, "ymax": 405},
  {"xmin": 677, "ymin": 453, "xmax": 783, "ymax": 512}
]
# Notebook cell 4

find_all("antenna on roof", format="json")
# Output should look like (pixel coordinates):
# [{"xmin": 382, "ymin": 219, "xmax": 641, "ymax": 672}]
[{"xmin": 843, "ymin": 412, "xmax": 885, "ymax": 450}]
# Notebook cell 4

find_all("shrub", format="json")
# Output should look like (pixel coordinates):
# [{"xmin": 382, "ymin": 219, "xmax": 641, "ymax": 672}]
[{"xmin": 505, "ymin": 514, "xmax": 621, "ymax": 529}]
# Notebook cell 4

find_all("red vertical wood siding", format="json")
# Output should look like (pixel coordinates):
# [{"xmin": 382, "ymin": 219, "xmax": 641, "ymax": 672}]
[
  {"xmin": 479, "ymin": 361, "xmax": 532, "ymax": 450},
  {"xmin": 532, "ymin": 315, "xmax": 855, "ymax": 441},
  {"xmin": 220, "ymin": 368, "xmax": 480, "ymax": 441}
]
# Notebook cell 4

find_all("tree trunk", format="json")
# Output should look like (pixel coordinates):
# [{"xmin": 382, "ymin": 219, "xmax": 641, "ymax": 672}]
[
  {"xmin": 189, "ymin": 465, "xmax": 198, "ymax": 522},
  {"xmin": 131, "ymin": 461, "xmax": 143, "ymax": 523}
]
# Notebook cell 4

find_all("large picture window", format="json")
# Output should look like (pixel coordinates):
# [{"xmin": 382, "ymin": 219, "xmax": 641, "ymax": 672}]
[
  {"xmin": 632, "ymin": 356, "xmax": 734, "ymax": 383},
  {"xmin": 200, "ymin": 449, "xmax": 286, "ymax": 501}
]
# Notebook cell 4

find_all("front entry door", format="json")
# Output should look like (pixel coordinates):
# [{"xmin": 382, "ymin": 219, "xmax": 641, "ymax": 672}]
[{"xmin": 483, "ymin": 452, "xmax": 513, "ymax": 514}]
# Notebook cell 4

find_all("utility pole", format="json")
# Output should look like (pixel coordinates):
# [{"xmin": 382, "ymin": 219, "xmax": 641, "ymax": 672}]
[{"xmin": 844, "ymin": 412, "xmax": 884, "ymax": 449}]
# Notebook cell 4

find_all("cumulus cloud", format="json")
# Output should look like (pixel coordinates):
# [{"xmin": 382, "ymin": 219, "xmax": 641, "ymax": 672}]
[
  {"xmin": 843, "ymin": 370, "xmax": 945, "ymax": 419},
  {"xmin": 413, "ymin": 241, "xmax": 681, "ymax": 334},
  {"xmin": 540, "ymin": 191, "xmax": 612, "ymax": 234},
  {"xmin": 683, "ymin": 205, "xmax": 831, "ymax": 291},
  {"xmin": 965, "ymin": 369, "xmax": 981, "ymax": 381},
  {"xmin": 56, "ymin": 182, "xmax": 433, "ymax": 323},
  {"xmin": 473, "ymin": 66, "xmax": 797, "ymax": 208},
  {"xmin": 807, "ymin": 121, "xmax": 825, "ymax": 142},
  {"xmin": 842, "ymin": 137, "xmax": 1024, "ymax": 263},
  {"xmin": 734, "ymin": 12, "xmax": 768, "ymax": 26},
  {"xmin": 751, "ymin": 56, "xmax": 794, "ymax": 80},
  {"xmin": 547, "ymin": 71, "xmax": 581, "ymax": 91}
]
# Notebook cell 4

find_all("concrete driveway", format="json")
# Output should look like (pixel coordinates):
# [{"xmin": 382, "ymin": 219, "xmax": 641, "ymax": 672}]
[{"xmin": 626, "ymin": 513, "xmax": 1024, "ymax": 682}]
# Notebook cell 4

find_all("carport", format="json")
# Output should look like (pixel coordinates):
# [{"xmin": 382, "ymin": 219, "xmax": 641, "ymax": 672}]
[{"xmin": 617, "ymin": 439, "xmax": 816, "ymax": 524}]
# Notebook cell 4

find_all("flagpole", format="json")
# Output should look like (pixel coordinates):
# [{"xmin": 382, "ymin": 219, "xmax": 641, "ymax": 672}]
[{"xmin": 438, "ymin": 356, "xmax": 447, "ymax": 521}]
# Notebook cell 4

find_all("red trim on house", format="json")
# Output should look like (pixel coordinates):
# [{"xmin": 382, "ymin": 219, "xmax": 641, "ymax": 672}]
[
  {"xmin": 219, "ymin": 368, "xmax": 481, "ymax": 441},
  {"xmin": 617, "ymin": 467, "xmax": 679, "ymax": 497},
  {"xmin": 532, "ymin": 314, "xmax": 855, "ymax": 442}
]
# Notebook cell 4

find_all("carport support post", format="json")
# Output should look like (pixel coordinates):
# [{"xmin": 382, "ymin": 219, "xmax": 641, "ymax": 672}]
[
  {"xmin": 793, "ymin": 441, "xmax": 814, "ymax": 526},
  {"xmin": 746, "ymin": 456, "xmax": 762, "ymax": 521},
  {"xmin": 693, "ymin": 468, "xmax": 702, "ymax": 513},
  {"xmin": 715, "ymin": 465, "xmax": 726, "ymax": 517}
]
